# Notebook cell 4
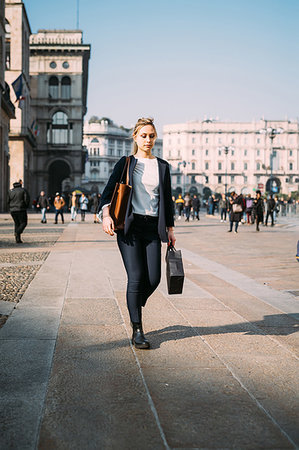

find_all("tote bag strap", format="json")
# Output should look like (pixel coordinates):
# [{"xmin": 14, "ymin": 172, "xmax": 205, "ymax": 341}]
[{"xmin": 119, "ymin": 157, "xmax": 130, "ymax": 184}]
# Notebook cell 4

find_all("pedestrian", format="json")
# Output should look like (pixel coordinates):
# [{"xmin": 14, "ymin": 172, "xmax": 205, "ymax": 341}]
[
  {"xmin": 175, "ymin": 194, "xmax": 184, "ymax": 220},
  {"xmin": 99, "ymin": 117, "xmax": 175, "ymax": 349},
  {"xmin": 7, "ymin": 180, "xmax": 30, "ymax": 243},
  {"xmin": 219, "ymin": 193, "xmax": 228, "ymax": 222},
  {"xmin": 245, "ymin": 194, "xmax": 254, "ymax": 224},
  {"xmin": 79, "ymin": 193, "xmax": 88, "ymax": 221},
  {"xmin": 91, "ymin": 193, "xmax": 101, "ymax": 223},
  {"xmin": 253, "ymin": 190, "xmax": 264, "ymax": 231},
  {"xmin": 192, "ymin": 194, "xmax": 200, "ymax": 220},
  {"xmin": 184, "ymin": 192, "xmax": 192, "ymax": 222},
  {"xmin": 54, "ymin": 192, "xmax": 65, "ymax": 224},
  {"xmin": 227, "ymin": 192, "xmax": 243, "ymax": 233},
  {"xmin": 37, "ymin": 190, "xmax": 49, "ymax": 223},
  {"xmin": 265, "ymin": 194, "xmax": 276, "ymax": 227},
  {"xmin": 273, "ymin": 196, "xmax": 279, "ymax": 222},
  {"xmin": 69, "ymin": 191, "xmax": 78, "ymax": 221},
  {"xmin": 172, "ymin": 196, "xmax": 176, "ymax": 221}
]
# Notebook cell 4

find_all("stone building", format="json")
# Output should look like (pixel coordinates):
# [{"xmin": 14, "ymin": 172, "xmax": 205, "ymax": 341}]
[
  {"xmin": 0, "ymin": 1, "xmax": 15, "ymax": 211},
  {"xmin": 30, "ymin": 29, "xmax": 90, "ymax": 197},
  {"xmin": 5, "ymin": 0, "xmax": 35, "ymax": 194},
  {"xmin": 163, "ymin": 119, "xmax": 299, "ymax": 198},
  {"xmin": 83, "ymin": 117, "xmax": 163, "ymax": 193}
]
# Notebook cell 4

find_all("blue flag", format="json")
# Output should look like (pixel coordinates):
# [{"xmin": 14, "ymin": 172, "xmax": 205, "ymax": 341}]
[{"xmin": 12, "ymin": 74, "xmax": 23, "ymax": 101}]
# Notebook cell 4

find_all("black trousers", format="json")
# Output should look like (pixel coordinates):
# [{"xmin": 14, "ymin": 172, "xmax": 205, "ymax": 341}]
[
  {"xmin": 265, "ymin": 211, "xmax": 274, "ymax": 226},
  {"xmin": 55, "ymin": 210, "xmax": 64, "ymax": 223},
  {"xmin": 117, "ymin": 215, "xmax": 161, "ymax": 323},
  {"xmin": 11, "ymin": 211, "xmax": 28, "ymax": 235}
]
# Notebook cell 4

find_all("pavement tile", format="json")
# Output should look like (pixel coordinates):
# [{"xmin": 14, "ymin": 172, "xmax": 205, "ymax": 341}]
[{"xmin": 60, "ymin": 297, "xmax": 123, "ymax": 326}]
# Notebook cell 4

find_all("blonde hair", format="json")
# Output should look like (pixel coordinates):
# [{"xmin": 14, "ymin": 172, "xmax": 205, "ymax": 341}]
[{"xmin": 132, "ymin": 117, "xmax": 157, "ymax": 155}]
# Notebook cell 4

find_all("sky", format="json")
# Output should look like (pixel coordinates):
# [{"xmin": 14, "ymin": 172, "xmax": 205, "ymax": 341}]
[{"xmin": 24, "ymin": 0, "xmax": 299, "ymax": 134}]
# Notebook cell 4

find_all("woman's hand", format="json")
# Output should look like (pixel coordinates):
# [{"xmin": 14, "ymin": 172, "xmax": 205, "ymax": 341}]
[
  {"xmin": 167, "ymin": 228, "xmax": 176, "ymax": 247},
  {"xmin": 102, "ymin": 216, "xmax": 115, "ymax": 236}
]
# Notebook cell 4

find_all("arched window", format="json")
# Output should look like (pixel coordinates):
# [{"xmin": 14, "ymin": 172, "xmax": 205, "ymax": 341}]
[
  {"xmin": 91, "ymin": 138, "xmax": 99, "ymax": 143},
  {"xmin": 47, "ymin": 111, "xmax": 73, "ymax": 145},
  {"xmin": 49, "ymin": 76, "xmax": 59, "ymax": 98},
  {"xmin": 91, "ymin": 169, "xmax": 99, "ymax": 180},
  {"xmin": 61, "ymin": 76, "xmax": 71, "ymax": 99}
]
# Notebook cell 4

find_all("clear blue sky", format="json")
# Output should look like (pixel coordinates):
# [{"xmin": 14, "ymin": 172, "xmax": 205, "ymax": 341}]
[{"xmin": 24, "ymin": 0, "xmax": 299, "ymax": 134}]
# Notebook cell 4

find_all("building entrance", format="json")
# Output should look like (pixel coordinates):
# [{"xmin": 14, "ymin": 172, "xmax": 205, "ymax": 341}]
[{"xmin": 48, "ymin": 160, "xmax": 70, "ymax": 196}]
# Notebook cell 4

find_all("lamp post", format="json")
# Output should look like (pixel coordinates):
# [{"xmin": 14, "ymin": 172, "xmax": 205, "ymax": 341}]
[
  {"xmin": 178, "ymin": 160, "xmax": 188, "ymax": 196},
  {"xmin": 259, "ymin": 127, "xmax": 283, "ymax": 194},
  {"xmin": 219, "ymin": 146, "xmax": 234, "ymax": 196}
]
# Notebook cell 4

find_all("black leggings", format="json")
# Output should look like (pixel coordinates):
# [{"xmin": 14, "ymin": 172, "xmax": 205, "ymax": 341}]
[{"xmin": 117, "ymin": 215, "xmax": 161, "ymax": 323}]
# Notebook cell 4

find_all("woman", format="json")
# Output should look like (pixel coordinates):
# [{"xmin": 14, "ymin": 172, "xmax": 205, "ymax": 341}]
[
  {"xmin": 219, "ymin": 193, "xmax": 228, "ymax": 222},
  {"xmin": 79, "ymin": 193, "xmax": 88, "ymax": 221},
  {"xmin": 228, "ymin": 192, "xmax": 243, "ymax": 233},
  {"xmin": 99, "ymin": 117, "xmax": 175, "ymax": 349}
]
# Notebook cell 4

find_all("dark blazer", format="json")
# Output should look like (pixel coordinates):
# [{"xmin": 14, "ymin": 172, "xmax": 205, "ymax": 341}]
[{"xmin": 98, "ymin": 155, "xmax": 174, "ymax": 242}]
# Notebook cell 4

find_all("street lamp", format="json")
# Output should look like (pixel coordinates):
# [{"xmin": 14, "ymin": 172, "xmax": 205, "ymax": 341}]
[
  {"xmin": 259, "ymin": 127, "xmax": 283, "ymax": 194},
  {"xmin": 178, "ymin": 160, "xmax": 189, "ymax": 196},
  {"xmin": 219, "ymin": 146, "xmax": 234, "ymax": 196}
]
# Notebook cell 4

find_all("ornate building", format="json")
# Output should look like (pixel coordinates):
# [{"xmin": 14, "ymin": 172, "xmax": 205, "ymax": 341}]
[
  {"xmin": 5, "ymin": 0, "xmax": 35, "ymax": 195},
  {"xmin": 0, "ymin": 1, "xmax": 15, "ymax": 210},
  {"xmin": 30, "ymin": 29, "xmax": 90, "ymax": 196},
  {"xmin": 163, "ymin": 119, "xmax": 299, "ymax": 198},
  {"xmin": 83, "ymin": 117, "xmax": 163, "ymax": 193}
]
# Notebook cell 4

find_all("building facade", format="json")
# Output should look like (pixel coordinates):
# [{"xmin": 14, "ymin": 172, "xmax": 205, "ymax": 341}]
[
  {"xmin": 5, "ymin": 0, "xmax": 35, "ymax": 195},
  {"xmin": 163, "ymin": 119, "xmax": 299, "ymax": 198},
  {"xmin": 83, "ymin": 117, "xmax": 163, "ymax": 193},
  {"xmin": 0, "ymin": 1, "xmax": 15, "ymax": 211},
  {"xmin": 30, "ymin": 29, "xmax": 90, "ymax": 197}
]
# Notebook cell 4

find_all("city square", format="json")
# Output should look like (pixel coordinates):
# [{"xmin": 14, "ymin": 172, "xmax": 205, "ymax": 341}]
[{"xmin": 0, "ymin": 0, "xmax": 298, "ymax": 449}]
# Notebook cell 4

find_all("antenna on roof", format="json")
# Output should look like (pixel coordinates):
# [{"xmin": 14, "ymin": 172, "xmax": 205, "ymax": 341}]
[{"xmin": 76, "ymin": 0, "xmax": 79, "ymax": 29}]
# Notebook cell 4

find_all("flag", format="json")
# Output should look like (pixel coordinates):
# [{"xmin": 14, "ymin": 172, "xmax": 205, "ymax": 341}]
[
  {"xmin": 30, "ymin": 120, "xmax": 39, "ymax": 137},
  {"xmin": 12, "ymin": 74, "xmax": 23, "ymax": 101}
]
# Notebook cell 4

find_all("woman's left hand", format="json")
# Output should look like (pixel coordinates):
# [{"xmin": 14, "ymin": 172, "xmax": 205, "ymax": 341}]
[{"xmin": 167, "ymin": 228, "xmax": 176, "ymax": 247}]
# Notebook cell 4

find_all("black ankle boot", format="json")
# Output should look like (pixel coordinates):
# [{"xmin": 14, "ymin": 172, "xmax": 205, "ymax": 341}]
[{"xmin": 131, "ymin": 322, "xmax": 150, "ymax": 349}]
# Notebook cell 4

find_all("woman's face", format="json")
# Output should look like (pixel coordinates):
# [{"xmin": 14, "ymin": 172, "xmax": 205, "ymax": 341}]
[{"xmin": 134, "ymin": 125, "xmax": 156, "ymax": 152}]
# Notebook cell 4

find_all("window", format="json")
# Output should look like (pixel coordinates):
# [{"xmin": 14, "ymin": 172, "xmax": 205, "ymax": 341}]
[
  {"xmin": 244, "ymin": 176, "xmax": 248, "ymax": 183},
  {"xmin": 231, "ymin": 175, "xmax": 235, "ymax": 182},
  {"xmin": 49, "ymin": 76, "xmax": 59, "ymax": 98},
  {"xmin": 290, "ymin": 162, "xmax": 293, "ymax": 170},
  {"xmin": 192, "ymin": 149, "xmax": 195, "ymax": 155},
  {"xmin": 5, "ymin": 19, "xmax": 11, "ymax": 69},
  {"xmin": 47, "ymin": 111, "xmax": 71, "ymax": 144},
  {"xmin": 91, "ymin": 138, "xmax": 99, "ymax": 143},
  {"xmin": 205, "ymin": 149, "xmax": 209, "ymax": 155},
  {"xmin": 191, "ymin": 175, "xmax": 196, "ymax": 184},
  {"xmin": 205, "ymin": 176, "xmax": 209, "ymax": 183},
  {"xmin": 231, "ymin": 149, "xmax": 235, "ymax": 156},
  {"xmin": 177, "ymin": 175, "xmax": 181, "ymax": 184},
  {"xmin": 205, "ymin": 137, "xmax": 208, "ymax": 143},
  {"xmin": 290, "ymin": 150, "xmax": 293, "ymax": 156},
  {"xmin": 231, "ymin": 162, "xmax": 235, "ymax": 170},
  {"xmin": 257, "ymin": 162, "xmax": 260, "ymax": 170},
  {"xmin": 192, "ymin": 137, "xmax": 195, "ymax": 143},
  {"xmin": 192, "ymin": 162, "xmax": 195, "ymax": 170},
  {"xmin": 50, "ymin": 61, "xmax": 56, "ymax": 69},
  {"xmin": 218, "ymin": 175, "xmax": 222, "ymax": 183},
  {"xmin": 205, "ymin": 162, "xmax": 209, "ymax": 170},
  {"xmin": 218, "ymin": 149, "xmax": 221, "ymax": 155},
  {"xmin": 257, "ymin": 138, "xmax": 260, "ymax": 144},
  {"xmin": 257, "ymin": 149, "xmax": 260, "ymax": 156},
  {"xmin": 61, "ymin": 76, "xmax": 71, "ymax": 99},
  {"xmin": 232, "ymin": 138, "xmax": 235, "ymax": 144},
  {"xmin": 244, "ymin": 149, "xmax": 247, "ymax": 156},
  {"xmin": 218, "ymin": 162, "xmax": 222, "ymax": 170},
  {"xmin": 244, "ymin": 162, "xmax": 248, "ymax": 170},
  {"xmin": 62, "ymin": 61, "xmax": 69, "ymax": 69}
]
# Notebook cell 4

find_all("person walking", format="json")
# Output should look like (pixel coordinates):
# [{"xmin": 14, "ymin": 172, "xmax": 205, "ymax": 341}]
[
  {"xmin": 245, "ymin": 194, "xmax": 254, "ymax": 224},
  {"xmin": 253, "ymin": 190, "xmax": 264, "ymax": 231},
  {"xmin": 175, "ymin": 194, "xmax": 184, "ymax": 220},
  {"xmin": 7, "ymin": 180, "xmax": 30, "ymax": 243},
  {"xmin": 184, "ymin": 192, "xmax": 192, "ymax": 222},
  {"xmin": 91, "ymin": 193, "xmax": 101, "ymax": 223},
  {"xmin": 265, "ymin": 194, "xmax": 276, "ymax": 227},
  {"xmin": 69, "ymin": 191, "xmax": 79, "ymax": 221},
  {"xmin": 228, "ymin": 192, "xmax": 243, "ymax": 233},
  {"xmin": 192, "ymin": 194, "xmax": 200, "ymax": 220},
  {"xmin": 79, "ymin": 193, "xmax": 88, "ymax": 221},
  {"xmin": 99, "ymin": 117, "xmax": 175, "ymax": 350},
  {"xmin": 37, "ymin": 190, "xmax": 49, "ymax": 223},
  {"xmin": 54, "ymin": 193, "xmax": 65, "ymax": 224},
  {"xmin": 219, "ymin": 193, "xmax": 228, "ymax": 222}
]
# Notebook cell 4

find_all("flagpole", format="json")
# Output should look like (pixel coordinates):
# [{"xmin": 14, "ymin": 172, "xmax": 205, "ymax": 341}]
[{"xmin": 76, "ymin": 0, "xmax": 79, "ymax": 29}]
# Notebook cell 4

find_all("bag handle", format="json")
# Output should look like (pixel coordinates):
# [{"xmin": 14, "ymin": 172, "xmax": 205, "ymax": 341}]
[{"xmin": 119, "ymin": 157, "xmax": 130, "ymax": 184}]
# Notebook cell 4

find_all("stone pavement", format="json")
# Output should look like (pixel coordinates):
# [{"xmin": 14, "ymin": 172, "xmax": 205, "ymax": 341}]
[{"xmin": 0, "ymin": 213, "xmax": 298, "ymax": 449}]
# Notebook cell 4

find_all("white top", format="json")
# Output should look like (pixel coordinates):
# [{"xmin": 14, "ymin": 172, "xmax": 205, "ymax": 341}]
[{"xmin": 132, "ymin": 157, "xmax": 159, "ymax": 216}]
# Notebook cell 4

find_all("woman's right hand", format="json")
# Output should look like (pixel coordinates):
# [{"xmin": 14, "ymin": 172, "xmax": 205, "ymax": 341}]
[{"xmin": 102, "ymin": 216, "xmax": 115, "ymax": 236}]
